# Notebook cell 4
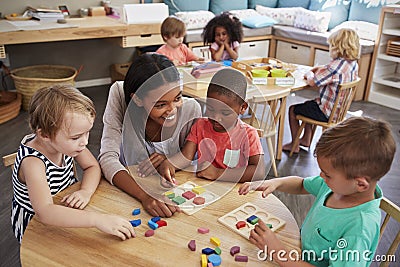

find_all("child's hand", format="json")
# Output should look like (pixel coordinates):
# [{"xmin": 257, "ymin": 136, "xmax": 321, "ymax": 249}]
[
  {"xmin": 95, "ymin": 213, "xmax": 136, "ymax": 240},
  {"xmin": 238, "ymin": 180, "xmax": 278, "ymax": 198},
  {"xmin": 138, "ymin": 152, "xmax": 166, "ymax": 177},
  {"xmin": 196, "ymin": 161, "xmax": 221, "ymax": 180},
  {"xmin": 61, "ymin": 189, "xmax": 93, "ymax": 209},
  {"xmin": 157, "ymin": 160, "xmax": 177, "ymax": 184},
  {"xmin": 249, "ymin": 218, "xmax": 275, "ymax": 251}
]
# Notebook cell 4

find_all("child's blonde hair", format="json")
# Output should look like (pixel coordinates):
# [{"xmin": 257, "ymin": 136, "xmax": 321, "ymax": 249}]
[
  {"xmin": 328, "ymin": 28, "xmax": 360, "ymax": 61},
  {"xmin": 29, "ymin": 85, "xmax": 96, "ymax": 139},
  {"xmin": 161, "ymin": 16, "xmax": 186, "ymax": 42},
  {"xmin": 315, "ymin": 117, "xmax": 396, "ymax": 181}
]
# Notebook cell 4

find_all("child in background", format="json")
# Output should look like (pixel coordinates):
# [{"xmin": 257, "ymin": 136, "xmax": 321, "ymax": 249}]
[
  {"xmin": 11, "ymin": 85, "xmax": 135, "ymax": 243},
  {"xmin": 239, "ymin": 116, "xmax": 396, "ymax": 267},
  {"xmin": 158, "ymin": 68, "xmax": 265, "ymax": 183},
  {"xmin": 202, "ymin": 12, "xmax": 243, "ymax": 62},
  {"xmin": 156, "ymin": 16, "xmax": 203, "ymax": 66},
  {"xmin": 283, "ymin": 28, "xmax": 360, "ymax": 153}
]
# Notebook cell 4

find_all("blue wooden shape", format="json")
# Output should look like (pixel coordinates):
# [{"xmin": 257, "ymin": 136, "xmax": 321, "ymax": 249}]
[
  {"xmin": 148, "ymin": 219, "xmax": 159, "ymax": 230},
  {"xmin": 132, "ymin": 208, "xmax": 141, "ymax": 215},
  {"xmin": 130, "ymin": 219, "xmax": 141, "ymax": 227}
]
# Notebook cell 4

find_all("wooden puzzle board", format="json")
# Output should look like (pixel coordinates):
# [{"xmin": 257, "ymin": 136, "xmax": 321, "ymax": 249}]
[
  {"xmin": 218, "ymin": 202, "xmax": 286, "ymax": 240},
  {"xmin": 165, "ymin": 181, "xmax": 219, "ymax": 215}
]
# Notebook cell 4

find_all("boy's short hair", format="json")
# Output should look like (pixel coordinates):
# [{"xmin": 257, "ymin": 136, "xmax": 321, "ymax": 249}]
[
  {"xmin": 207, "ymin": 68, "xmax": 247, "ymax": 105},
  {"xmin": 328, "ymin": 28, "xmax": 360, "ymax": 61},
  {"xmin": 29, "ymin": 85, "xmax": 96, "ymax": 139},
  {"xmin": 315, "ymin": 116, "xmax": 396, "ymax": 181},
  {"xmin": 161, "ymin": 16, "xmax": 186, "ymax": 41}
]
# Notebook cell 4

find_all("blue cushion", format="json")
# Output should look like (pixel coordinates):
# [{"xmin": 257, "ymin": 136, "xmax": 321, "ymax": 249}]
[
  {"xmin": 164, "ymin": 0, "xmax": 209, "ymax": 15},
  {"xmin": 248, "ymin": 0, "xmax": 278, "ymax": 9},
  {"xmin": 278, "ymin": 0, "xmax": 310, "ymax": 8},
  {"xmin": 348, "ymin": 0, "xmax": 383, "ymax": 24},
  {"xmin": 308, "ymin": 0, "xmax": 350, "ymax": 30},
  {"xmin": 210, "ymin": 0, "xmax": 248, "ymax": 14},
  {"xmin": 241, "ymin": 15, "xmax": 277, "ymax": 28}
]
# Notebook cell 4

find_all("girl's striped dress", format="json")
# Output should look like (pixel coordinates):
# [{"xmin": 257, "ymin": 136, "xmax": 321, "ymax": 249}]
[{"xmin": 11, "ymin": 134, "xmax": 77, "ymax": 243}]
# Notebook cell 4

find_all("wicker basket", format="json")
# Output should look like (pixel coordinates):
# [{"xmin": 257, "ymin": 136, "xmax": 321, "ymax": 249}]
[
  {"xmin": 0, "ymin": 91, "xmax": 22, "ymax": 124},
  {"xmin": 11, "ymin": 65, "xmax": 78, "ymax": 110}
]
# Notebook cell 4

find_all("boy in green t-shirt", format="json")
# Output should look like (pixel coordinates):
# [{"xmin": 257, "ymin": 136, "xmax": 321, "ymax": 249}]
[{"xmin": 239, "ymin": 116, "xmax": 396, "ymax": 266}]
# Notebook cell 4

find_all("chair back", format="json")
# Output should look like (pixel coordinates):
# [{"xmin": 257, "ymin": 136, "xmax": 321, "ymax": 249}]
[
  {"xmin": 2, "ymin": 152, "xmax": 17, "ymax": 170},
  {"xmin": 245, "ymin": 95, "xmax": 276, "ymax": 138},
  {"xmin": 2, "ymin": 152, "xmax": 78, "ymax": 177},
  {"xmin": 379, "ymin": 197, "xmax": 400, "ymax": 267},
  {"xmin": 327, "ymin": 78, "xmax": 360, "ymax": 125}
]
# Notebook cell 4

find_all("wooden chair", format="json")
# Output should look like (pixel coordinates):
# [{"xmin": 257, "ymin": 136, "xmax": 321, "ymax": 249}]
[
  {"xmin": 289, "ymin": 78, "xmax": 361, "ymax": 157},
  {"xmin": 379, "ymin": 197, "xmax": 400, "ymax": 267},
  {"xmin": 242, "ymin": 95, "xmax": 278, "ymax": 177},
  {"xmin": 2, "ymin": 152, "xmax": 77, "ymax": 176},
  {"xmin": 2, "ymin": 152, "xmax": 17, "ymax": 169}
]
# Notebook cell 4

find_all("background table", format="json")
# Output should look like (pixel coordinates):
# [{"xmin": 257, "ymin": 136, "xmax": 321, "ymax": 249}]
[{"xmin": 20, "ymin": 171, "xmax": 301, "ymax": 266}]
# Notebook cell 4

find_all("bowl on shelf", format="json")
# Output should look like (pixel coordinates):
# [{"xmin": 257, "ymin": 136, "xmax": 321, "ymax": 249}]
[
  {"xmin": 270, "ymin": 68, "xmax": 287, "ymax": 77},
  {"xmin": 251, "ymin": 69, "xmax": 269, "ymax": 78}
]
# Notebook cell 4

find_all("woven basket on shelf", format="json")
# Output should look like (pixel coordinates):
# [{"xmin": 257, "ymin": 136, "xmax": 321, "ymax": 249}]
[
  {"xmin": 0, "ymin": 91, "xmax": 22, "ymax": 124},
  {"xmin": 11, "ymin": 65, "xmax": 78, "ymax": 110}
]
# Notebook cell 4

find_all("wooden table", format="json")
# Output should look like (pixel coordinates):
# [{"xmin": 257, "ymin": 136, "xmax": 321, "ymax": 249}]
[
  {"xmin": 20, "ymin": 171, "xmax": 301, "ymax": 266},
  {"xmin": 0, "ymin": 17, "xmax": 163, "ymax": 58},
  {"xmin": 182, "ymin": 64, "xmax": 310, "ymax": 160}
]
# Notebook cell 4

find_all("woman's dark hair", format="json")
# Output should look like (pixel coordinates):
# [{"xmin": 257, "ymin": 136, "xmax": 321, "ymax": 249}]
[
  {"xmin": 123, "ymin": 53, "xmax": 179, "ymax": 106},
  {"xmin": 202, "ymin": 12, "xmax": 243, "ymax": 45}
]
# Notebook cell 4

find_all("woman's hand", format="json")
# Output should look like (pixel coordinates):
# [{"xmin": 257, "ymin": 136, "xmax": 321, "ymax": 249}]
[
  {"xmin": 137, "ymin": 153, "xmax": 166, "ymax": 177},
  {"xmin": 95, "ymin": 213, "xmax": 136, "ymax": 241},
  {"xmin": 61, "ymin": 189, "xmax": 93, "ymax": 209},
  {"xmin": 141, "ymin": 194, "xmax": 180, "ymax": 217},
  {"xmin": 157, "ymin": 160, "xmax": 177, "ymax": 184}
]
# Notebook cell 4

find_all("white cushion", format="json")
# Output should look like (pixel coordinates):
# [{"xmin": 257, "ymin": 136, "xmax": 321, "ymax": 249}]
[
  {"xmin": 229, "ymin": 9, "xmax": 259, "ymax": 20},
  {"xmin": 175, "ymin": 10, "xmax": 215, "ymax": 30},
  {"xmin": 294, "ymin": 8, "xmax": 331, "ymax": 33},
  {"xmin": 331, "ymin": 20, "xmax": 378, "ymax": 41},
  {"xmin": 255, "ymin": 5, "xmax": 300, "ymax": 26}
]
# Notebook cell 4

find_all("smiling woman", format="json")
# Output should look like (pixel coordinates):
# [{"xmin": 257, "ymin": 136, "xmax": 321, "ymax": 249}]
[{"xmin": 98, "ymin": 53, "xmax": 201, "ymax": 217}]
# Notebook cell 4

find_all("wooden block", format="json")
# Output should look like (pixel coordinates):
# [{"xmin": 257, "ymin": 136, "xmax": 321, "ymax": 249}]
[
  {"xmin": 236, "ymin": 221, "xmax": 246, "ymax": 229},
  {"xmin": 193, "ymin": 196, "xmax": 205, "ymax": 205},
  {"xmin": 234, "ymin": 255, "xmax": 248, "ymax": 262},
  {"xmin": 188, "ymin": 240, "xmax": 196, "ymax": 251},
  {"xmin": 156, "ymin": 220, "xmax": 167, "ymax": 227},
  {"xmin": 207, "ymin": 254, "xmax": 222, "ymax": 266},
  {"xmin": 182, "ymin": 191, "xmax": 196, "ymax": 200},
  {"xmin": 132, "ymin": 208, "xmax": 140, "ymax": 215},
  {"xmin": 210, "ymin": 237, "xmax": 221, "ymax": 247},
  {"xmin": 246, "ymin": 215, "xmax": 259, "ymax": 225},
  {"xmin": 192, "ymin": 186, "xmax": 206, "ymax": 195},
  {"xmin": 201, "ymin": 248, "xmax": 214, "ymax": 255},
  {"xmin": 164, "ymin": 191, "xmax": 175, "ymax": 199},
  {"xmin": 201, "ymin": 254, "xmax": 208, "ymax": 267},
  {"xmin": 172, "ymin": 195, "xmax": 186, "ymax": 205},
  {"xmin": 151, "ymin": 216, "xmax": 160, "ymax": 223},
  {"xmin": 214, "ymin": 247, "xmax": 221, "ymax": 255},
  {"xmin": 144, "ymin": 229, "xmax": 154, "ymax": 237},
  {"xmin": 148, "ymin": 220, "xmax": 159, "ymax": 230},
  {"xmin": 198, "ymin": 227, "xmax": 209, "ymax": 234},
  {"xmin": 230, "ymin": 246, "xmax": 240, "ymax": 256},
  {"xmin": 129, "ymin": 219, "xmax": 141, "ymax": 227}
]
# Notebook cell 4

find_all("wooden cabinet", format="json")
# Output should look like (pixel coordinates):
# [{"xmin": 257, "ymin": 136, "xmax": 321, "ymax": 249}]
[
  {"xmin": 367, "ymin": 5, "xmax": 400, "ymax": 110},
  {"xmin": 276, "ymin": 40, "xmax": 311, "ymax": 66}
]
